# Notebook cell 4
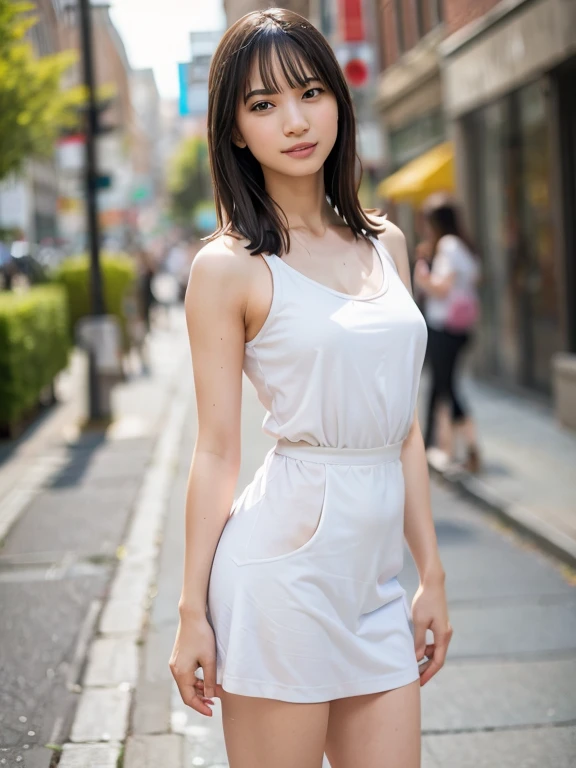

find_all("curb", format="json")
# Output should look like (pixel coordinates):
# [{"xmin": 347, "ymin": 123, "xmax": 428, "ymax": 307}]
[
  {"xmin": 427, "ymin": 456, "xmax": 576, "ymax": 570},
  {"xmin": 57, "ymin": 370, "xmax": 191, "ymax": 768}
]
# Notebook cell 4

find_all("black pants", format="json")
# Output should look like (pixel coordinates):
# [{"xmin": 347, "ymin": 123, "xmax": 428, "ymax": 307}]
[{"xmin": 424, "ymin": 327, "xmax": 470, "ymax": 448}]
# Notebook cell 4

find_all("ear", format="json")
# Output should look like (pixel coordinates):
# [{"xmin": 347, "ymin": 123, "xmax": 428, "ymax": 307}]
[{"xmin": 232, "ymin": 128, "xmax": 247, "ymax": 149}]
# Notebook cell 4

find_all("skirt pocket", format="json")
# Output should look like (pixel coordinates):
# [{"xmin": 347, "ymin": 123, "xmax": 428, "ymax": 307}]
[{"xmin": 234, "ymin": 455, "xmax": 327, "ymax": 566}]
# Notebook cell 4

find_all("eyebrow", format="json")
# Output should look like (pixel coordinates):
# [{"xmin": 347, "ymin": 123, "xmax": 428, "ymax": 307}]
[{"xmin": 244, "ymin": 77, "xmax": 322, "ymax": 104}]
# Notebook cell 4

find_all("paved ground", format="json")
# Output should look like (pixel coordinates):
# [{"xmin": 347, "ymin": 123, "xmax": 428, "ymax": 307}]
[
  {"xmin": 0, "ymin": 310, "xmax": 189, "ymax": 768},
  {"xmin": 138, "ymin": 377, "xmax": 576, "ymax": 768},
  {"xmin": 419, "ymin": 372, "xmax": 576, "ymax": 563}
]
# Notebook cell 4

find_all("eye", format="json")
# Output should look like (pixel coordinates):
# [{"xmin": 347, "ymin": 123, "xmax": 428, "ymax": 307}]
[
  {"xmin": 250, "ymin": 87, "xmax": 325, "ymax": 112},
  {"xmin": 303, "ymin": 87, "xmax": 324, "ymax": 98},
  {"xmin": 250, "ymin": 101, "xmax": 273, "ymax": 112}
]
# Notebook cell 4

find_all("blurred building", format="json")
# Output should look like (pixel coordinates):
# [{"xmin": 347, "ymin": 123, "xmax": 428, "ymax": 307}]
[
  {"xmin": 58, "ymin": 1, "xmax": 145, "ymax": 250},
  {"xmin": 441, "ymin": 0, "xmax": 576, "ymax": 399},
  {"xmin": 131, "ymin": 68, "xmax": 163, "ymax": 202},
  {"xmin": 371, "ymin": 0, "xmax": 575, "ymax": 407},
  {"xmin": 178, "ymin": 30, "xmax": 223, "ymax": 132},
  {"xmin": 319, "ymin": 0, "xmax": 386, "ymax": 202},
  {"xmin": 0, "ymin": 0, "xmax": 66, "ymax": 243},
  {"xmin": 372, "ymin": 0, "xmax": 448, "ymax": 251}
]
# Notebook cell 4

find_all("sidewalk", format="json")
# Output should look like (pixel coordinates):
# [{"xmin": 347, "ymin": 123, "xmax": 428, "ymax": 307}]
[
  {"xmin": 420, "ymin": 375, "xmax": 576, "ymax": 567},
  {"xmin": 0, "ymin": 307, "xmax": 190, "ymax": 768}
]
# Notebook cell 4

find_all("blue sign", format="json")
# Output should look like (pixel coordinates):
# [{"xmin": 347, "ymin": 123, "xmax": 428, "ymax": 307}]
[{"xmin": 178, "ymin": 62, "xmax": 189, "ymax": 116}]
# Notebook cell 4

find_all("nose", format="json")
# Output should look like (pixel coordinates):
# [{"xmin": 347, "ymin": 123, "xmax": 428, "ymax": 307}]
[{"xmin": 283, "ymin": 97, "xmax": 309, "ymax": 136}]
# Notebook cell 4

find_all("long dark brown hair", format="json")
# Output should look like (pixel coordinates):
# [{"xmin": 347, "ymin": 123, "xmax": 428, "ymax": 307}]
[{"xmin": 205, "ymin": 7, "xmax": 384, "ymax": 257}]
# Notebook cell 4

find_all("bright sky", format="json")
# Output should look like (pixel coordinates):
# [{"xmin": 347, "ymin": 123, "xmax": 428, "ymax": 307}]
[{"xmin": 108, "ymin": 0, "xmax": 226, "ymax": 98}]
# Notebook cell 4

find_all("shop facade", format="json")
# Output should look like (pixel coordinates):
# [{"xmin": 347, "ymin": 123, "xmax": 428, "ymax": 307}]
[
  {"xmin": 441, "ymin": 0, "xmax": 576, "ymax": 400},
  {"xmin": 374, "ymin": 24, "xmax": 448, "ymax": 252}
]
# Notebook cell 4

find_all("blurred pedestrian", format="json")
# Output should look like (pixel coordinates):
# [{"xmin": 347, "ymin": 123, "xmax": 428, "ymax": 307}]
[
  {"xmin": 135, "ymin": 246, "xmax": 156, "ymax": 333},
  {"xmin": 413, "ymin": 197, "xmax": 481, "ymax": 472}
]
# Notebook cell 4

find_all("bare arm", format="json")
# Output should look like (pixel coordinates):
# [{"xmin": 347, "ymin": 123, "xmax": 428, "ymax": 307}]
[
  {"xmin": 179, "ymin": 244, "xmax": 247, "ymax": 615},
  {"xmin": 170, "ymin": 241, "xmax": 248, "ymax": 714},
  {"xmin": 413, "ymin": 237, "xmax": 456, "ymax": 298},
  {"xmin": 379, "ymin": 222, "xmax": 444, "ymax": 582},
  {"xmin": 379, "ymin": 221, "xmax": 452, "ymax": 685},
  {"xmin": 414, "ymin": 266, "xmax": 455, "ymax": 298}
]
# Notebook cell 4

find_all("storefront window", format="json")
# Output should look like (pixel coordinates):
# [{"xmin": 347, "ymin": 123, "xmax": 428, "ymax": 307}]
[
  {"xmin": 468, "ymin": 79, "xmax": 561, "ymax": 393},
  {"xmin": 517, "ymin": 81, "xmax": 562, "ymax": 391},
  {"xmin": 388, "ymin": 111, "xmax": 445, "ymax": 168},
  {"xmin": 470, "ymin": 99, "xmax": 520, "ymax": 385}
]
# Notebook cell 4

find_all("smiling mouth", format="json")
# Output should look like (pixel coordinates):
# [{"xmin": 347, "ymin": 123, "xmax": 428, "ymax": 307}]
[{"xmin": 282, "ymin": 143, "xmax": 318, "ymax": 155}]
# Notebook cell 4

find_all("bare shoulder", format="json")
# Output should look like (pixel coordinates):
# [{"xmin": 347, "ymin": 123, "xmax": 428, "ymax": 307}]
[
  {"xmin": 186, "ymin": 233, "xmax": 254, "ymax": 306},
  {"xmin": 364, "ymin": 212, "xmax": 412, "ymax": 294},
  {"xmin": 189, "ymin": 233, "xmax": 251, "ymax": 282}
]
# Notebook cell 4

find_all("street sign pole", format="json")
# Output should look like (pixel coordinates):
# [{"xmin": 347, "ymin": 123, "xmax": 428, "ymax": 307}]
[{"xmin": 78, "ymin": 0, "xmax": 106, "ymax": 420}]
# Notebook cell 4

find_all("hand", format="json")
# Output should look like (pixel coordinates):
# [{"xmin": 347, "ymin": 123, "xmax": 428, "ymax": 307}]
[
  {"xmin": 415, "ymin": 241, "xmax": 433, "ymax": 262},
  {"xmin": 411, "ymin": 580, "xmax": 453, "ymax": 686},
  {"xmin": 413, "ymin": 259, "xmax": 430, "ymax": 288},
  {"xmin": 169, "ymin": 614, "xmax": 218, "ymax": 717}
]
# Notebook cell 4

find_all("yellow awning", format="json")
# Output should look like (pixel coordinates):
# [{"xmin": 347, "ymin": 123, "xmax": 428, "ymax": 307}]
[{"xmin": 377, "ymin": 142, "xmax": 455, "ymax": 205}]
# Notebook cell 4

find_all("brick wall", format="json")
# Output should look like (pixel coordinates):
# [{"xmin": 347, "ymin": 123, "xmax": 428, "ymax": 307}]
[
  {"xmin": 443, "ymin": 0, "xmax": 501, "ymax": 34},
  {"xmin": 377, "ymin": 0, "xmax": 444, "ymax": 70},
  {"xmin": 381, "ymin": 0, "xmax": 399, "ymax": 68}
]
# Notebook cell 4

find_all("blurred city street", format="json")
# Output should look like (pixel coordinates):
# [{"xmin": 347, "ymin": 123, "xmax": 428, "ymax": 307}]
[{"xmin": 1, "ymin": 0, "xmax": 576, "ymax": 766}]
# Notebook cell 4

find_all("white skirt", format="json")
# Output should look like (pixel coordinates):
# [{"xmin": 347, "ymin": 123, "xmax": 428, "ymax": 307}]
[{"xmin": 206, "ymin": 439, "xmax": 419, "ymax": 703}]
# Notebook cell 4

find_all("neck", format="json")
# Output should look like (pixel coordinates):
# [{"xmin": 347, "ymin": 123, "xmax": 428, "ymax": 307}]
[{"xmin": 261, "ymin": 165, "xmax": 340, "ymax": 235}]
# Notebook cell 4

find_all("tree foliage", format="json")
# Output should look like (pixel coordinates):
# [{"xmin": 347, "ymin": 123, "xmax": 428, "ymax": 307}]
[
  {"xmin": 168, "ymin": 135, "xmax": 213, "ymax": 228},
  {"xmin": 0, "ymin": 0, "xmax": 84, "ymax": 181}
]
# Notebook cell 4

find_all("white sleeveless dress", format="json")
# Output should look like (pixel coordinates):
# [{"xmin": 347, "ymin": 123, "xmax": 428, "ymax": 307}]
[{"xmin": 207, "ymin": 234, "xmax": 428, "ymax": 702}]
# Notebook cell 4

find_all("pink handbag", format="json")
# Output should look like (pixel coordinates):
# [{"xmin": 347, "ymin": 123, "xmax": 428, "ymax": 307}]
[{"xmin": 445, "ymin": 291, "xmax": 479, "ymax": 333}]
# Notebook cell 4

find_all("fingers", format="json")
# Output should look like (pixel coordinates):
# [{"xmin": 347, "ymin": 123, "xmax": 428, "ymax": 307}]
[
  {"xmin": 170, "ymin": 665, "xmax": 214, "ymax": 718},
  {"xmin": 413, "ymin": 620, "xmax": 428, "ymax": 662},
  {"xmin": 202, "ymin": 657, "xmax": 217, "ymax": 699},
  {"xmin": 419, "ymin": 624, "xmax": 453, "ymax": 686},
  {"xmin": 194, "ymin": 678, "xmax": 215, "ymax": 704},
  {"xmin": 175, "ymin": 680, "xmax": 214, "ymax": 716}
]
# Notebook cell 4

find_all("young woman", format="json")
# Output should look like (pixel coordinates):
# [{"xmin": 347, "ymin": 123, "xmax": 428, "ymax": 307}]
[
  {"xmin": 170, "ymin": 9, "xmax": 452, "ymax": 768},
  {"xmin": 414, "ymin": 198, "xmax": 481, "ymax": 472}
]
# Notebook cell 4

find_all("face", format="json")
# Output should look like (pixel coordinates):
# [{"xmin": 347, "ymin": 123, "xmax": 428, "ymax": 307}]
[{"xmin": 234, "ymin": 52, "xmax": 339, "ymax": 177}]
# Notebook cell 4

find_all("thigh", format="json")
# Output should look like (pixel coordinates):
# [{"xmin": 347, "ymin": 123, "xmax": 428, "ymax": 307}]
[
  {"xmin": 325, "ymin": 680, "xmax": 421, "ymax": 768},
  {"xmin": 219, "ymin": 687, "xmax": 329, "ymax": 768}
]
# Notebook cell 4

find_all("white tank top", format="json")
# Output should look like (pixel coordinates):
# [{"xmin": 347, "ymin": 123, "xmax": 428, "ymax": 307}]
[{"xmin": 243, "ymin": 234, "xmax": 428, "ymax": 449}]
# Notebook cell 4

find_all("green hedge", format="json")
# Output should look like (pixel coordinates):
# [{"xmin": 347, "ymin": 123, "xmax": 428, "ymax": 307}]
[
  {"xmin": 0, "ymin": 286, "xmax": 71, "ymax": 424},
  {"xmin": 53, "ymin": 253, "xmax": 136, "ymax": 348}
]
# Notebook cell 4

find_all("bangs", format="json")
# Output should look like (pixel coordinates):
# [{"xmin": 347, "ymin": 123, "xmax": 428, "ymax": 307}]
[
  {"xmin": 240, "ymin": 29, "xmax": 324, "ymax": 103},
  {"xmin": 206, "ymin": 8, "xmax": 385, "ymax": 257}
]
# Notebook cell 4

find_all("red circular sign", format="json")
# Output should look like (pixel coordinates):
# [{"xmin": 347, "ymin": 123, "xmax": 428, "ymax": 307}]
[{"xmin": 344, "ymin": 58, "xmax": 368, "ymax": 87}]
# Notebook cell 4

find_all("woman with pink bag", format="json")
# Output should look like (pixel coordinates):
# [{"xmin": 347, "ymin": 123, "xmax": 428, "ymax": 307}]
[{"xmin": 413, "ymin": 198, "xmax": 482, "ymax": 473}]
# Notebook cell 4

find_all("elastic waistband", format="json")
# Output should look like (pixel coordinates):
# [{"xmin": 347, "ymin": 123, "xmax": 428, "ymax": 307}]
[{"xmin": 274, "ymin": 439, "xmax": 403, "ymax": 465}]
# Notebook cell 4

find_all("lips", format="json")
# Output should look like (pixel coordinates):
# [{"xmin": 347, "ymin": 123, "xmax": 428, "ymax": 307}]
[{"xmin": 282, "ymin": 142, "xmax": 317, "ymax": 153}]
